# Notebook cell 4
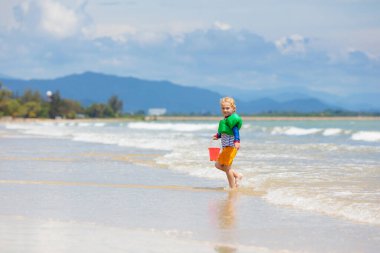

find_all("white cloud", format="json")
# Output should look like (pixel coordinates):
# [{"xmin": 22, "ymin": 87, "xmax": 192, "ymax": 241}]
[
  {"xmin": 275, "ymin": 34, "xmax": 309, "ymax": 54},
  {"xmin": 38, "ymin": 0, "xmax": 79, "ymax": 38},
  {"xmin": 214, "ymin": 21, "xmax": 231, "ymax": 31},
  {"xmin": 1, "ymin": 2, "xmax": 379, "ymax": 96},
  {"xmin": 83, "ymin": 24, "xmax": 136, "ymax": 42},
  {"xmin": 99, "ymin": 57, "xmax": 123, "ymax": 66},
  {"xmin": 19, "ymin": 1, "xmax": 30, "ymax": 13},
  {"xmin": 134, "ymin": 32, "xmax": 169, "ymax": 44},
  {"xmin": 11, "ymin": 0, "xmax": 89, "ymax": 39},
  {"xmin": 80, "ymin": 21, "xmax": 168, "ymax": 45}
]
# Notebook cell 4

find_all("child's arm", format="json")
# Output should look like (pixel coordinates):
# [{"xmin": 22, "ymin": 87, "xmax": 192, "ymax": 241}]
[
  {"xmin": 232, "ymin": 126, "xmax": 240, "ymax": 150},
  {"xmin": 213, "ymin": 133, "xmax": 221, "ymax": 140}
]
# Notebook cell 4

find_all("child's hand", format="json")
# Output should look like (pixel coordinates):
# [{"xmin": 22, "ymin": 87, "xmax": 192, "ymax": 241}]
[
  {"xmin": 212, "ymin": 134, "xmax": 219, "ymax": 140},
  {"xmin": 234, "ymin": 142, "xmax": 240, "ymax": 150}
]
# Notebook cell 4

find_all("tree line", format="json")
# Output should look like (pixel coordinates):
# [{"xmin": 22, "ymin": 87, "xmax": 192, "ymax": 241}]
[{"xmin": 0, "ymin": 82, "xmax": 123, "ymax": 119}]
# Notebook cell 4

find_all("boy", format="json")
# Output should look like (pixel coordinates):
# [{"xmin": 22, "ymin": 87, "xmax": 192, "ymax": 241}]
[{"xmin": 213, "ymin": 97, "xmax": 243, "ymax": 189}]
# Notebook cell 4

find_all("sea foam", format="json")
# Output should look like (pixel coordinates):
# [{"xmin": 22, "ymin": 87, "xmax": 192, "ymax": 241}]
[
  {"xmin": 322, "ymin": 128, "xmax": 343, "ymax": 136},
  {"xmin": 271, "ymin": 127, "xmax": 321, "ymax": 136},
  {"xmin": 264, "ymin": 188, "xmax": 380, "ymax": 225},
  {"xmin": 127, "ymin": 122, "xmax": 216, "ymax": 132},
  {"xmin": 351, "ymin": 131, "xmax": 380, "ymax": 142}
]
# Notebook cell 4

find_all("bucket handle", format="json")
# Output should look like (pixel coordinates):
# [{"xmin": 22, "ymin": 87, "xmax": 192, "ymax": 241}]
[{"xmin": 209, "ymin": 138, "xmax": 219, "ymax": 148}]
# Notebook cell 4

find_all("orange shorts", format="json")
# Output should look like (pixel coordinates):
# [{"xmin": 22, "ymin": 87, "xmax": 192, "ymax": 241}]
[{"xmin": 217, "ymin": 146, "xmax": 237, "ymax": 166}]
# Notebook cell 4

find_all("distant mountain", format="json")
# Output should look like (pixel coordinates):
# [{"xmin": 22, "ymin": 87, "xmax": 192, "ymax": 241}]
[
  {"xmin": 1, "ymin": 72, "xmax": 339, "ymax": 114},
  {"xmin": 213, "ymin": 85, "xmax": 380, "ymax": 111},
  {"xmin": 1, "ymin": 72, "xmax": 222, "ymax": 114},
  {"xmin": 238, "ymin": 98, "xmax": 336, "ymax": 113}
]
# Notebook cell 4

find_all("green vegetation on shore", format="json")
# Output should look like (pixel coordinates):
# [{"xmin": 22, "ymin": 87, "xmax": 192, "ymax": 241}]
[
  {"xmin": 0, "ymin": 82, "xmax": 124, "ymax": 119},
  {"xmin": 1, "ymin": 82, "xmax": 379, "ymax": 119}
]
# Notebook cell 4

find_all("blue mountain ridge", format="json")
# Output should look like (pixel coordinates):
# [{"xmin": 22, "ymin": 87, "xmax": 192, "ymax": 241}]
[
  {"xmin": 1, "ymin": 72, "xmax": 338, "ymax": 114},
  {"xmin": 214, "ymin": 85, "xmax": 380, "ymax": 112}
]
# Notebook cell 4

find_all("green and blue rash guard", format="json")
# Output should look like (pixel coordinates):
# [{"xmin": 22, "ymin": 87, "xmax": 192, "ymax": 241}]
[{"xmin": 216, "ymin": 113, "xmax": 242, "ymax": 147}]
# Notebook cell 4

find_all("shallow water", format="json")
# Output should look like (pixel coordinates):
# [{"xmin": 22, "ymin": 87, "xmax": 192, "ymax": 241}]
[
  {"xmin": 3, "ymin": 119, "xmax": 379, "ymax": 225},
  {"xmin": 1, "ymin": 120, "xmax": 380, "ymax": 252}
]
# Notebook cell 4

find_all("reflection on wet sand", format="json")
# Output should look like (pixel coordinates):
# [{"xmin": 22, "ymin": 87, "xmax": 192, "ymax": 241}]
[
  {"xmin": 218, "ymin": 191, "xmax": 238, "ymax": 229},
  {"xmin": 214, "ymin": 245, "xmax": 237, "ymax": 253},
  {"xmin": 214, "ymin": 191, "xmax": 239, "ymax": 253}
]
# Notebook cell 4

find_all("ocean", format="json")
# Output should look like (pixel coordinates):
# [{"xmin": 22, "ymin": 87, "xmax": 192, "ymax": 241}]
[{"xmin": 2, "ymin": 118, "xmax": 379, "ymax": 227}]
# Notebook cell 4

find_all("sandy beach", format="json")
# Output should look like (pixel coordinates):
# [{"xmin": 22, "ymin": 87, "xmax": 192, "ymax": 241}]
[{"xmin": 1, "ymin": 120, "xmax": 379, "ymax": 253}]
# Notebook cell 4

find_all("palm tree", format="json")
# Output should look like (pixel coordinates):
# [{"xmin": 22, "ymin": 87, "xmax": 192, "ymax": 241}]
[{"xmin": 108, "ymin": 95, "xmax": 123, "ymax": 117}]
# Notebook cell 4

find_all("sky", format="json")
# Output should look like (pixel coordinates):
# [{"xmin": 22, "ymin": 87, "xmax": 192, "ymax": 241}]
[{"xmin": 0, "ymin": 0, "xmax": 379, "ymax": 96}]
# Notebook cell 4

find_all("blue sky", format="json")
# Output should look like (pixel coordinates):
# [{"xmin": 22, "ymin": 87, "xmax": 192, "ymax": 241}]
[{"xmin": 0, "ymin": 0, "xmax": 379, "ymax": 96}]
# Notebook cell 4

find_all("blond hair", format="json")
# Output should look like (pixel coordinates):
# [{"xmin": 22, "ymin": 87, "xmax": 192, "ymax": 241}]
[{"xmin": 220, "ymin": 97, "xmax": 236, "ymax": 111}]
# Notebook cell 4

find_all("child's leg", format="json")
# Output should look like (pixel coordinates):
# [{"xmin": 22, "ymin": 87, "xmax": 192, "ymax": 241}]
[
  {"xmin": 233, "ymin": 171, "xmax": 242, "ymax": 180},
  {"xmin": 233, "ymin": 170, "xmax": 242, "ymax": 187},
  {"xmin": 225, "ymin": 166, "xmax": 236, "ymax": 189},
  {"xmin": 215, "ymin": 162, "xmax": 227, "ymax": 172},
  {"xmin": 229, "ymin": 166, "xmax": 242, "ymax": 187},
  {"xmin": 216, "ymin": 162, "xmax": 240, "ymax": 189},
  {"xmin": 215, "ymin": 162, "xmax": 222, "ymax": 171}
]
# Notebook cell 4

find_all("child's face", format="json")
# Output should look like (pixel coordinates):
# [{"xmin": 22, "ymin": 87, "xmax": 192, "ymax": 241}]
[{"xmin": 221, "ymin": 102, "xmax": 234, "ymax": 117}]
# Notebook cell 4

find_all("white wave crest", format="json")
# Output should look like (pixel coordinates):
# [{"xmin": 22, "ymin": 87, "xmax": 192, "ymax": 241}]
[
  {"xmin": 127, "ymin": 122, "xmax": 217, "ymax": 132},
  {"xmin": 5, "ymin": 123, "xmax": 70, "ymax": 137},
  {"xmin": 271, "ymin": 127, "xmax": 321, "ymax": 136},
  {"xmin": 322, "ymin": 128, "xmax": 343, "ymax": 136},
  {"xmin": 351, "ymin": 131, "xmax": 380, "ymax": 142}
]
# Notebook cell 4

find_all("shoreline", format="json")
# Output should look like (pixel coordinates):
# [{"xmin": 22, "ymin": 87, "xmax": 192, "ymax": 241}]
[
  {"xmin": 151, "ymin": 115, "xmax": 380, "ymax": 121},
  {"xmin": 1, "ymin": 115, "xmax": 380, "ymax": 123}
]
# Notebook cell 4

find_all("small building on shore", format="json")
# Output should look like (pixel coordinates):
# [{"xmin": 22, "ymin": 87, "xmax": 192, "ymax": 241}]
[
  {"xmin": 148, "ymin": 108, "xmax": 167, "ymax": 116},
  {"xmin": 146, "ymin": 108, "xmax": 167, "ymax": 120}
]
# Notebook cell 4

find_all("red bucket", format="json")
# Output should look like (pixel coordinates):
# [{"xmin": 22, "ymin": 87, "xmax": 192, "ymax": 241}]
[{"xmin": 208, "ymin": 147, "xmax": 220, "ymax": 161}]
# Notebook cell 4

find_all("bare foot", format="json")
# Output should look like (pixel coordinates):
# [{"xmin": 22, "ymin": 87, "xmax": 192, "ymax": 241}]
[{"xmin": 234, "ymin": 173, "xmax": 243, "ymax": 187}]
